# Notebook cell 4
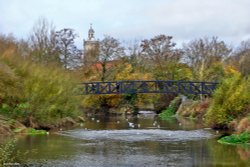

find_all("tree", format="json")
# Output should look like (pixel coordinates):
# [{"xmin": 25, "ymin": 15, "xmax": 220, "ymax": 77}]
[
  {"xmin": 98, "ymin": 35, "xmax": 125, "ymax": 81},
  {"xmin": 0, "ymin": 33, "xmax": 17, "ymax": 57},
  {"xmin": 230, "ymin": 40, "xmax": 250, "ymax": 77},
  {"xmin": 139, "ymin": 35, "xmax": 184, "ymax": 112},
  {"xmin": 140, "ymin": 34, "xmax": 183, "ymax": 80},
  {"xmin": 183, "ymin": 37, "xmax": 231, "ymax": 81},
  {"xmin": 140, "ymin": 35, "xmax": 178, "ymax": 61},
  {"xmin": 125, "ymin": 39, "xmax": 141, "ymax": 71},
  {"xmin": 28, "ymin": 18, "xmax": 59, "ymax": 64},
  {"xmin": 55, "ymin": 28, "xmax": 82, "ymax": 69},
  {"xmin": 17, "ymin": 39, "xmax": 30, "ymax": 58},
  {"xmin": 80, "ymin": 36, "xmax": 125, "ymax": 114}
]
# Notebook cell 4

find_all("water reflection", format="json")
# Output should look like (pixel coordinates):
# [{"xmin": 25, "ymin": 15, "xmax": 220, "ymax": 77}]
[
  {"xmin": 15, "ymin": 135, "xmax": 80, "ymax": 160},
  {"xmin": 237, "ymin": 146, "xmax": 250, "ymax": 161}
]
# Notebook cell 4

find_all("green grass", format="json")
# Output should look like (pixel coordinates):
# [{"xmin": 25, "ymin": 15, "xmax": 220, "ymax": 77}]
[
  {"xmin": 26, "ymin": 128, "xmax": 48, "ymax": 135},
  {"xmin": 159, "ymin": 107, "xmax": 175, "ymax": 120},
  {"xmin": 12, "ymin": 128, "xmax": 48, "ymax": 135},
  {"xmin": 13, "ymin": 128, "xmax": 23, "ymax": 133},
  {"xmin": 218, "ymin": 132, "xmax": 250, "ymax": 145},
  {"xmin": 159, "ymin": 96, "xmax": 181, "ymax": 121}
]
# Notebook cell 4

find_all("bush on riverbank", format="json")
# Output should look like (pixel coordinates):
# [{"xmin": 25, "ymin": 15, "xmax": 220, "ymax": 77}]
[
  {"xmin": 0, "ymin": 54, "xmax": 80, "ymax": 128},
  {"xmin": 205, "ymin": 69, "xmax": 250, "ymax": 129},
  {"xmin": 0, "ymin": 138, "xmax": 26, "ymax": 166},
  {"xmin": 159, "ymin": 96, "xmax": 181, "ymax": 120}
]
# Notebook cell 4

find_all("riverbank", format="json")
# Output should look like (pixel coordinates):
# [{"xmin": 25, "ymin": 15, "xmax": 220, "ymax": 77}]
[
  {"xmin": 175, "ymin": 98, "xmax": 250, "ymax": 144},
  {"xmin": 0, "ymin": 115, "xmax": 26, "ymax": 135},
  {"xmin": 0, "ymin": 115, "xmax": 85, "ymax": 136},
  {"xmin": 176, "ymin": 98, "xmax": 249, "ymax": 131}
]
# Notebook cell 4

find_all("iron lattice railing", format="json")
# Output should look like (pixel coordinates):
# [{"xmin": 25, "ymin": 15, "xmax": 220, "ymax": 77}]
[{"xmin": 79, "ymin": 80, "xmax": 219, "ymax": 95}]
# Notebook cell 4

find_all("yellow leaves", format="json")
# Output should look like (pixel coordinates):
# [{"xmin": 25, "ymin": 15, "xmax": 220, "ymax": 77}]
[
  {"xmin": 224, "ymin": 65, "xmax": 240, "ymax": 76},
  {"xmin": 106, "ymin": 95, "xmax": 122, "ymax": 107},
  {"xmin": 175, "ymin": 64, "xmax": 193, "ymax": 80},
  {"xmin": 81, "ymin": 95, "xmax": 96, "ymax": 108},
  {"xmin": 115, "ymin": 63, "xmax": 132, "ymax": 80},
  {"xmin": 224, "ymin": 83, "xmax": 247, "ymax": 114},
  {"xmin": 206, "ymin": 73, "xmax": 250, "ymax": 126},
  {"xmin": 115, "ymin": 63, "xmax": 153, "ymax": 81}
]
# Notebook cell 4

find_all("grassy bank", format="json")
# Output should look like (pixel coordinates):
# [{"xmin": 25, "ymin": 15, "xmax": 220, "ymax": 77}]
[
  {"xmin": 159, "ymin": 96, "xmax": 181, "ymax": 120},
  {"xmin": 218, "ymin": 132, "xmax": 250, "ymax": 145}
]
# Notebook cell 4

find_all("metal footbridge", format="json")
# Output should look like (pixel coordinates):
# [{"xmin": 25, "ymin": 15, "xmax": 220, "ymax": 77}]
[{"xmin": 79, "ymin": 80, "xmax": 218, "ymax": 95}]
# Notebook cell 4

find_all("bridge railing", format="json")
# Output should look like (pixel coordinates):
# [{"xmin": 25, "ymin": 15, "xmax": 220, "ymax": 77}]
[{"xmin": 78, "ymin": 80, "xmax": 219, "ymax": 95}]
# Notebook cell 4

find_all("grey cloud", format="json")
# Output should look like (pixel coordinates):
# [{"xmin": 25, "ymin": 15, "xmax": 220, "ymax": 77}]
[{"xmin": 0, "ymin": 0, "xmax": 249, "ymax": 47}]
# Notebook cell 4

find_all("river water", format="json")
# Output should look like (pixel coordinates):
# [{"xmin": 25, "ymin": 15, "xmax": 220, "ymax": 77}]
[{"xmin": 13, "ymin": 113, "xmax": 250, "ymax": 166}]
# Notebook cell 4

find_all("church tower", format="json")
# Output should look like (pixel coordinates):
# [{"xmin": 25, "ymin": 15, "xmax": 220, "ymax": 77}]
[{"xmin": 83, "ymin": 24, "xmax": 99, "ymax": 65}]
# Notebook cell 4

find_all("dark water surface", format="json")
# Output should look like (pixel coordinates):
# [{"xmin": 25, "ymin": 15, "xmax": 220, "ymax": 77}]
[{"xmin": 13, "ymin": 114, "xmax": 250, "ymax": 166}]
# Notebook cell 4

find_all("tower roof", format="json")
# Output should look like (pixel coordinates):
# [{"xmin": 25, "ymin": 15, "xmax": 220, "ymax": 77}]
[{"xmin": 88, "ymin": 24, "xmax": 95, "ymax": 40}]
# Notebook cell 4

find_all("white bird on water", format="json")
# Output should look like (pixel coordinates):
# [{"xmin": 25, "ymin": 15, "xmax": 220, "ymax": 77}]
[
  {"xmin": 153, "ymin": 121, "xmax": 157, "ymax": 126},
  {"xmin": 128, "ymin": 122, "xmax": 135, "ymax": 128}
]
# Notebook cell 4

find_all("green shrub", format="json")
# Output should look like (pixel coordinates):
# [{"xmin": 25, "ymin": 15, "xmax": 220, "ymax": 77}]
[
  {"xmin": 218, "ymin": 132, "xmax": 250, "ymax": 145},
  {"xmin": 159, "ymin": 96, "xmax": 181, "ymax": 120},
  {"xmin": 0, "ymin": 103, "xmax": 30, "ymax": 119},
  {"xmin": 0, "ymin": 55, "xmax": 80, "ymax": 125},
  {"xmin": 21, "ymin": 63, "xmax": 80, "ymax": 124},
  {"xmin": 205, "ymin": 72, "xmax": 250, "ymax": 127},
  {"xmin": 159, "ymin": 106, "xmax": 175, "ymax": 120},
  {"xmin": 0, "ymin": 62, "xmax": 21, "ymax": 106},
  {"xmin": 0, "ymin": 138, "xmax": 26, "ymax": 165}
]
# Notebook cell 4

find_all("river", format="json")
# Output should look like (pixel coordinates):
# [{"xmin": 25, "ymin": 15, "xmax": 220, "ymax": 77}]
[{"xmin": 10, "ymin": 113, "xmax": 250, "ymax": 166}]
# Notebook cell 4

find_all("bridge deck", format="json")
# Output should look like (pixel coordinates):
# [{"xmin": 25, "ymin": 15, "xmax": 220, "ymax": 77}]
[{"xmin": 79, "ymin": 80, "xmax": 218, "ymax": 95}]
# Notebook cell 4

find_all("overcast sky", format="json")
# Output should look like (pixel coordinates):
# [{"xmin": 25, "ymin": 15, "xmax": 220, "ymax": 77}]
[{"xmin": 1, "ymin": 0, "xmax": 250, "ymax": 48}]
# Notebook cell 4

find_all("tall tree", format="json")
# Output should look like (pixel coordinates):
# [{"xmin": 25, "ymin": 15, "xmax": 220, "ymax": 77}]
[
  {"xmin": 183, "ymin": 37, "xmax": 231, "ymax": 81},
  {"xmin": 55, "ymin": 28, "xmax": 81, "ymax": 69},
  {"xmin": 140, "ymin": 34, "xmax": 183, "ymax": 80},
  {"xmin": 29, "ymin": 18, "xmax": 59, "ymax": 64},
  {"xmin": 139, "ymin": 35, "xmax": 184, "ymax": 112},
  {"xmin": 125, "ymin": 39, "xmax": 141, "ymax": 72},
  {"xmin": 98, "ymin": 35, "xmax": 125, "ymax": 81},
  {"xmin": 230, "ymin": 40, "xmax": 250, "ymax": 77},
  {"xmin": 140, "ymin": 35, "xmax": 177, "ymax": 61}
]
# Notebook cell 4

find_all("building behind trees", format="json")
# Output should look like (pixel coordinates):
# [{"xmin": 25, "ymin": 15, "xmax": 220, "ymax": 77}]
[{"xmin": 83, "ymin": 25, "xmax": 99, "ymax": 65}]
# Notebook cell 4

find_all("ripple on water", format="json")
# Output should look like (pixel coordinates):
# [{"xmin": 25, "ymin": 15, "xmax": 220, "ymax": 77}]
[{"xmin": 60, "ymin": 129, "xmax": 214, "ymax": 142}]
